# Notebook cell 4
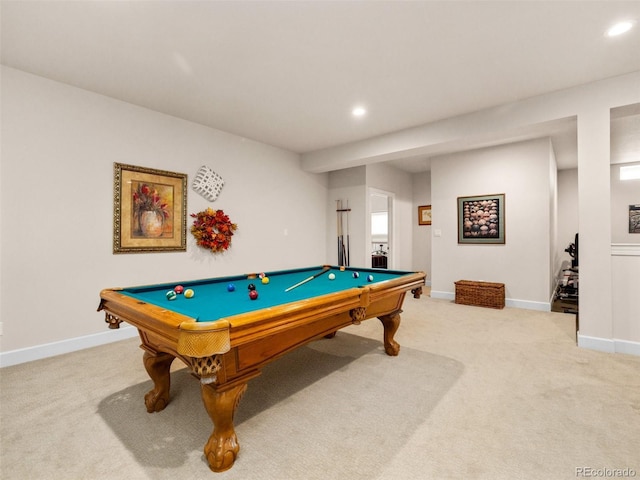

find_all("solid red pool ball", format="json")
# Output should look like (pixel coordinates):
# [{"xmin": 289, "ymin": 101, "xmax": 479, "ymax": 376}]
[
  {"xmin": 174, "ymin": 285, "xmax": 184, "ymax": 294},
  {"xmin": 249, "ymin": 290, "xmax": 258, "ymax": 300}
]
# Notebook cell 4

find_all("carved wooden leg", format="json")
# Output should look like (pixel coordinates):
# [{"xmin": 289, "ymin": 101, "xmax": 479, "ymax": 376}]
[
  {"xmin": 378, "ymin": 311, "xmax": 402, "ymax": 356},
  {"xmin": 142, "ymin": 349, "xmax": 175, "ymax": 413},
  {"xmin": 201, "ymin": 382, "xmax": 248, "ymax": 472}
]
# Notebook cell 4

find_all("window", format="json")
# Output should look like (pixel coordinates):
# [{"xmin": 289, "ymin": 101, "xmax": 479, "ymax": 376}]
[
  {"xmin": 371, "ymin": 212, "xmax": 388, "ymax": 235},
  {"xmin": 620, "ymin": 165, "xmax": 640, "ymax": 180}
]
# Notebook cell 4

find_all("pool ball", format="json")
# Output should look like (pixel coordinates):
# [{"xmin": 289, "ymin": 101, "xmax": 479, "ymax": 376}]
[
  {"xmin": 166, "ymin": 290, "xmax": 177, "ymax": 301},
  {"xmin": 352, "ymin": 272, "xmax": 359, "ymax": 279},
  {"xmin": 367, "ymin": 274, "xmax": 374, "ymax": 282},
  {"xmin": 339, "ymin": 266, "xmax": 346, "ymax": 271},
  {"xmin": 248, "ymin": 283, "xmax": 256, "ymax": 291},
  {"xmin": 261, "ymin": 276, "xmax": 270, "ymax": 284},
  {"xmin": 174, "ymin": 285, "xmax": 184, "ymax": 294},
  {"xmin": 184, "ymin": 288, "xmax": 195, "ymax": 298},
  {"xmin": 227, "ymin": 283, "xmax": 236, "ymax": 292},
  {"xmin": 258, "ymin": 272, "xmax": 266, "ymax": 279},
  {"xmin": 249, "ymin": 290, "xmax": 258, "ymax": 300},
  {"xmin": 328, "ymin": 273, "xmax": 336, "ymax": 280}
]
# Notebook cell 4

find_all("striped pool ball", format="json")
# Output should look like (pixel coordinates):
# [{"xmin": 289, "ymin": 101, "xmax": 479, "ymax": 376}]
[
  {"xmin": 166, "ymin": 290, "xmax": 177, "ymax": 301},
  {"xmin": 184, "ymin": 288, "xmax": 195, "ymax": 298},
  {"xmin": 367, "ymin": 274, "xmax": 374, "ymax": 282},
  {"xmin": 352, "ymin": 272, "xmax": 359, "ymax": 279}
]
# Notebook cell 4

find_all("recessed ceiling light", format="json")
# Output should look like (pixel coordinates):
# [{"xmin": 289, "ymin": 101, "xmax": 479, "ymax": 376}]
[
  {"xmin": 606, "ymin": 21, "xmax": 635, "ymax": 37},
  {"xmin": 352, "ymin": 106, "xmax": 367, "ymax": 117}
]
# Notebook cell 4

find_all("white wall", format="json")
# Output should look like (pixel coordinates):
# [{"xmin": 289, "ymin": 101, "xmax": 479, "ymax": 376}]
[
  {"xmin": 548, "ymin": 146, "xmax": 558, "ymax": 298},
  {"xmin": 412, "ymin": 171, "xmax": 431, "ymax": 283},
  {"xmin": 612, "ymin": 252, "xmax": 640, "ymax": 348},
  {"xmin": 0, "ymin": 66, "xmax": 329, "ymax": 360},
  {"xmin": 430, "ymin": 138, "xmax": 554, "ymax": 309},
  {"xmin": 611, "ymin": 161, "xmax": 640, "ymax": 243},
  {"xmin": 557, "ymin": 169, "xmax": 579, "ymax": 269},
  {"xmin": 610, "ymin": 161, "xmax": 640, "ymax": 347},
  {"xmin": 326, "ymin": 167, "xmax": 367, "ymax": 268}
]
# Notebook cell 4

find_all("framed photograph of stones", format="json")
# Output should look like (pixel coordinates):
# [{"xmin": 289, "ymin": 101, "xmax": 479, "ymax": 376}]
[
  {"xmin": 457, "ymin": 194, "xmax": 505, "ymax": 244},
  {"xmin": 630, "ymin": 204, "xmax": 640, "ymax": 234}
]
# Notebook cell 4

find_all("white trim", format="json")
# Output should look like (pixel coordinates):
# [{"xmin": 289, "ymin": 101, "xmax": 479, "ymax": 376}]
[
  {"xmin": 611, "ymin": 243, "xmax": 640, "ymax": 256},
  {"xmin": 429, "ymin": 291, "xmax": 550, "ymax": 311},
  {"xmin": 0, "ymin": 326, "xmax": 138, "ymax": 368},
  {"xmin": 430, "ymin": 290, "xmax": 454, "ymax": 301},
  {"xmin": 577, "ymin": 334, "xmax": 640, "ymax": 356},
  {"xmin": 506, "ymin": 298, "xmax": 550, "ymax": 311}
]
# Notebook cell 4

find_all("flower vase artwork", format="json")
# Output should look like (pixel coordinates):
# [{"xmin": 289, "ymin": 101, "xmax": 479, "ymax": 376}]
[{"xmin": 132, "ymin": 183, "xmax": 171, "ymax": 238}]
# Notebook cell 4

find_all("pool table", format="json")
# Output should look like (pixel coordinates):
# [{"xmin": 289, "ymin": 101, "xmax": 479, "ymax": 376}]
[{"xmin": 98, "ymin": 265, "xmax": 425, "ymax": 472}]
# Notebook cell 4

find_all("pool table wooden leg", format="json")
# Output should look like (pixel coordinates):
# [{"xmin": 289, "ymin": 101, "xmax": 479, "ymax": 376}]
[
  {"xmin": 378, "ymin": 310, "xmax": 401, "ymax": 356},
  {"xmin": 201, "ymin": 381, "xmax": 248, "ymax": 472},
  {"xmin": 142, "ymin": 349, "xmax": 175, "ymax": 413}
]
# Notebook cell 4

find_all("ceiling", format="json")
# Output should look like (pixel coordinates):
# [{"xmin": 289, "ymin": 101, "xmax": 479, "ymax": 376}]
[{"xmin": 2, "ymin": 1, "xmax": 639, "ymax": 172}]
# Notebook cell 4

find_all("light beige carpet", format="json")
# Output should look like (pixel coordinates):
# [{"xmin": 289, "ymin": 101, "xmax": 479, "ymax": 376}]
[{"xmin": 1, "ymin": 296, "xmax": 639, "ymax": 480}]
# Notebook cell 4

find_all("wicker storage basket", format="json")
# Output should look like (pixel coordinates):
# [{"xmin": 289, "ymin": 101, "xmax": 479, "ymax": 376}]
[{"xmin": 455, "ymin": 280, "xmax": 505, "ymax": 309}]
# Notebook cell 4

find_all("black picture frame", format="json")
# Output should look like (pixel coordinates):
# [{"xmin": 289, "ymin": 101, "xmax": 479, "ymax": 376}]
[{"xmin": 457, "ymin": 194, "xmax": 505, "ymax": 244}]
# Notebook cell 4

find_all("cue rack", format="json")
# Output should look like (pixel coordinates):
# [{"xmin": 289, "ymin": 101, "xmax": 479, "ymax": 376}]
[{"xmin": 336, "ymin": 199, "xmax": 351, "ymax": 267}]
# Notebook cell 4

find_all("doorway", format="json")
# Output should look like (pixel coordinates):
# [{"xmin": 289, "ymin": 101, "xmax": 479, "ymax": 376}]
[{"xmin": 369, "ymin": 189, "xmax": 394, "ymax": 269}]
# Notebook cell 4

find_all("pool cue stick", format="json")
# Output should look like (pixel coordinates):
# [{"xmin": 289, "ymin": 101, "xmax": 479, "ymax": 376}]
[
  {"xmin": 336, "ymin": 201, "xmax": 340, "ymax": 265},
  {"xmin": 337, "ymin": 200, "xmax": 344, "ymax": 266},
  {"xmin": 284, "ymin": 267, "xmax": 330, "ymax": 292},
  {"xmin": 345, "ymin": 200, "xmax": 350, "ymax": 266}
]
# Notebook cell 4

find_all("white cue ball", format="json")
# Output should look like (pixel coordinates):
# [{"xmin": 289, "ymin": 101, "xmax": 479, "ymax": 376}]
[{"xmin": 328, "ymin": 273, "xmax": 336, "ymax": 280}]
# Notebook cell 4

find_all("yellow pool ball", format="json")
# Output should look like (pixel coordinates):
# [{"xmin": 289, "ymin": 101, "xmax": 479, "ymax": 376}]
[
  {"xmin": 261, "ymin": 276, "xmax": 270, "ymax": 285},
  {"xmin": 184, "ymin": 288, "xmax": 195, "ymax": 298}
]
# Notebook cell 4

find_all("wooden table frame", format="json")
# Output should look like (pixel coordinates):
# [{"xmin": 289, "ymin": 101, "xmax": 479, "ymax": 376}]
[{"xmin": 98, "ymin": 270, "xmax": 425, "ymax": 473}]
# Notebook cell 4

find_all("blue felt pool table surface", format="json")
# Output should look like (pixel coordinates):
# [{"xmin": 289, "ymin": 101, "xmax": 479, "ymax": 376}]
[{"xmin": 120, "ymin": 265, "xmax": 411, "ymax": 322}]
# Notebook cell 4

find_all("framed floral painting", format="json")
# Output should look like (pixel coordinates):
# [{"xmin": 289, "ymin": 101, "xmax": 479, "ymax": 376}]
[
  {"xmin": 113, "ymin": 163, "xmax": 187, "ymax": 253},
  {"xmin": 457, "ymin": 194, "xmax": 505, "ymax": 244}
]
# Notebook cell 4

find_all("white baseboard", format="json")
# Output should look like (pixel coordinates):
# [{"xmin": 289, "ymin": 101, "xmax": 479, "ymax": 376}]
[
  {"xmin": 429, "ymin": 291, "xmax": 550, "ymax": 311},
  {"xmin": 430, "ymin": 290, "xmax": 453, "ymax": 300},
  {"xmin": 506, "ymin": 298, "xmax": 550, "ymax": 311},
  {"xmin": 0, "ymin": 326, "xmax": 139, "ymax": 368},
  {"xmin": 577, "ymin": 334, "xmax": 640, "ymax": 356}
]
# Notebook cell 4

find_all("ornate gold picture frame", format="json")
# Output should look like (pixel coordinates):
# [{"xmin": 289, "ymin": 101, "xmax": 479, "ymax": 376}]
[{"xmin": 113, "ymin": 163, "xmax": 187, "ymax": 253}]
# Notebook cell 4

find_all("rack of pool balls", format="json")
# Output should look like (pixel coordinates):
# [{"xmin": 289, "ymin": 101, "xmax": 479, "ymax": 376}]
[{"xmin": 166, "ymin": 285, "xmax": 195, "ymax": 301}]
